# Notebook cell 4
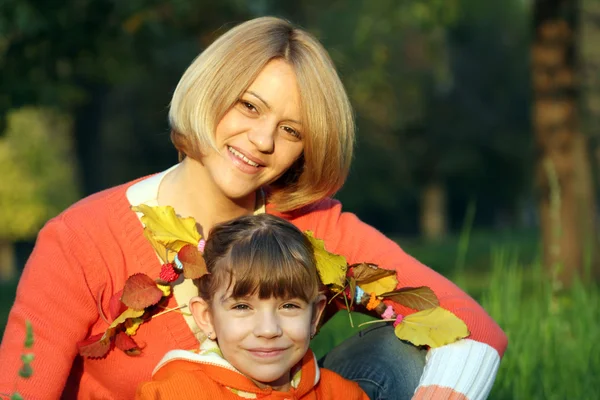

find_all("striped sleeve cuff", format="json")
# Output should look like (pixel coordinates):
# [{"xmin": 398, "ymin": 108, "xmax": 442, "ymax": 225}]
[{"xmin": 412, "ymin": 339, "xmax": 500, "ymax": 400}]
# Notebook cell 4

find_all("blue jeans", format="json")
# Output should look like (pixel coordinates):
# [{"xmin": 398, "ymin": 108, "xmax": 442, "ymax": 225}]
[{"xmin": 319, "ymin": 324, "xmax": 426, "ymax": 400}]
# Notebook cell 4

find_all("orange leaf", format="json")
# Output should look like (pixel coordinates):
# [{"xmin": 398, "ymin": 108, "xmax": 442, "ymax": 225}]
[
  {"xmin": 77, "ymin": 333, "xmax": 112, "ymax": 358},
  {"xmin": 178, "ymin": 244, "xmax": 209, "ymax": 279},
  {"xmin": 379, "ymin": 286, "xmax": 439, "ymax": 311},
  {"xmin": 351, "ymin": 263, "xmax": 396, "ymax": 285},
  {"xmin": 121, "ymin": 274, "xmax": 163, "ymax": 310}
]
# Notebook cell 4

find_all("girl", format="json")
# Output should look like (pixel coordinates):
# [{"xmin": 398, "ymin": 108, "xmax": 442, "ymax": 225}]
[
  {"xmin": 136, "ymin": 214, "xmax": 368, "ymax": 399},
  {"xmin": 0, "ymin": 16, "xmax": 506, "ymax": 399}
]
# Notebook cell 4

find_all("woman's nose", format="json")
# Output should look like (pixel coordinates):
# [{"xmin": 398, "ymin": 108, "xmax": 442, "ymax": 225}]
[
  {"xmin": 253, "ymin": 311, "xmax": 283, "ymax": 338},
  {"xmin": 247, "ymin": 121, "xmax": 276, "ymax": 154}
]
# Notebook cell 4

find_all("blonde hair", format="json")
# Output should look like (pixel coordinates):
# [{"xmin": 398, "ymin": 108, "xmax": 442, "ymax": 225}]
[
  {"xmin": 169, "ymin": 17, "xmax": 354, "ymax": 211},
  {"xmin": 196, "ymin": 214, "xmax": 320, "ymax": 304}
]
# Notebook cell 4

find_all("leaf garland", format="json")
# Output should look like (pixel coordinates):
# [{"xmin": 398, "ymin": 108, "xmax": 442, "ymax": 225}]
[
  {"xmin": 315, "ymin": 251, "xmax": 470, "ymax": 348},
  {"xmin": 77, "ymin": 205, "xmax": 469, "ymax": 358},
  {"xmin": 77, "ymin": 205, "xmax": 209, "ymax": 359}
]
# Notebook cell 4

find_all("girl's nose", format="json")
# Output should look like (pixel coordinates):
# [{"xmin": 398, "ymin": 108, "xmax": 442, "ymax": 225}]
[
  {"xmin": 253, "ymin": 311, "xmax": 283, "ymax": 338},
  {"xmin": 247, "ymin": 122, "xmax": 276, "ymax": 154}
]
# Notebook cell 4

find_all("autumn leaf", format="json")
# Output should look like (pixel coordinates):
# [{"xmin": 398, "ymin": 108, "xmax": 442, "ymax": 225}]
[
  {"xmin": 115, "ymin": 332, "xmax": 139, "ymax": 352},
  {"xmin": 379, "ymin": 286, "xmax": 439, "ymax": 311},
  {"xmin": 156, "ymin": 283, "xmax": 172, "ymax": 297},
  {"xmin": 178, "ymin": 244, "xmax": 209, "ymax": 279},
  {"xmin": 143, "ymin": 229, "xmax": 170, "ymax": 264},
  {"xmin": 359, "ymin": 274, "xmax": 398, "ymax": 296},
  {"xmin": 351, "ymin": 263, "xmax": 396, "ymax": 285},
  {"xmin": 77, "ymin": 333, "xmax": 112, "ymax": 358},
  {"xmin": 305, "ymin": 231, "xmax": 347, "ymax": 289},
  {"xmin": 107, "ymin": 308, "xmax": 146, "ymax": 333},
  {"xmin": 124, "ymin": 317, "xmax": 144, "ymax": 336},
  {"xmin": 132, "ymin": 204, "xmax": 201, "ymax": 253},
  {"xmin": 394, "ymin": 307, "xmax": 470, "ymax": 348},
  {"xmin": 109, "ymin": 289, "xmax": 126, "ymax": 320},
  {"xmin": 121, "ymin": 273, "xmax": 164, "ymax": 310}
]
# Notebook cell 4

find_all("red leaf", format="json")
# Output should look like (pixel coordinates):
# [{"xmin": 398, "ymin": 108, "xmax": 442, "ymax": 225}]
[
  {"xmin": 115, "ymin": 332, "xmax": 138, "ymax": 351},
  {"xmin": 109, "ymin": 289, "xmax": 126, "ymax": 320},
  {"xmin": 120, "ymin": 273, "xmax": 163, "ymax": 310},
  {"xmin": 77, "ymin": 333, "xmax": 112, "ymax": 358},
  {"xmin": 178, "ymin": 244, "xmax": 209, "ymax": 279}
]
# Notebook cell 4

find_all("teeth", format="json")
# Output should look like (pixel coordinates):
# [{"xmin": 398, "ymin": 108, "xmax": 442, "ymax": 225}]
[{"xmin": 228, "ymin": 147, "xmax": 259, "ymax": 167}]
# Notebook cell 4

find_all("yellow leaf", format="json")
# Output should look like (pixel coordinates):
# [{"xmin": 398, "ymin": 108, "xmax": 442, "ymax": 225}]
[
  {"xmin": 101, "ymin": 308, "xmax": 145, "ymax": 341},
  {"xmin": 305, "ymin": 231, "xmax": 347, "ymax": 289},
  {"xmin": 394, "ymin": 307, "xmax": 470, "ymax": 348},
  {"xmin": 132, "ymin": 205, "xmax": 201, "ymax": 253},
  {"xmin": 359, "ymin": 275, "xmax": 398, "ymax": 296},
  {"xmin": 156, "ymin": 283, "xmax": 171, "ymax": 297},
  {"xmin": 124, "ymin": 317, "xmax": 144, "ymax": 336}
]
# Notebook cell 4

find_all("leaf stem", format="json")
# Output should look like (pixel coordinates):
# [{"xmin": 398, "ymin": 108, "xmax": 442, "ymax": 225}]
[
  {"xmin": 152, "ymin": 304, "xmax": 187, "ymax": 319},
  {"xmin": 357, "ymin": 319, "xmax": 395, "ymax": 328}
]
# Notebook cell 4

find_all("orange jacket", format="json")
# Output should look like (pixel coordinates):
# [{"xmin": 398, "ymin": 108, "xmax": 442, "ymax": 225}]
[{"xmin": 136, "ymin": 349, "xmax": 368, "ymax": 400}]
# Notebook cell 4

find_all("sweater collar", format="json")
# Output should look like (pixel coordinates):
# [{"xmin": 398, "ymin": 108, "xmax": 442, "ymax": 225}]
[{"xmin": 153, "ymin": 340, "xmax": 320, "ymax": 398}]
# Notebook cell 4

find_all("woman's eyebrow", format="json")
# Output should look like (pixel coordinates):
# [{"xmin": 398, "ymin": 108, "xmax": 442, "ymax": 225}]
[{"xmin": 246, "ymin": 90, "xmax": 302, "ymax": 125}]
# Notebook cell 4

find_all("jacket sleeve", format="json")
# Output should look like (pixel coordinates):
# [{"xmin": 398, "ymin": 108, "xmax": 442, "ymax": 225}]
[
  {"xmin": 289, "ymin": 198, "xmax": 507, "ymax": 358},
  {"xmin": 0, "ymin": 216, "xmax": 104, "ymax": 399}
]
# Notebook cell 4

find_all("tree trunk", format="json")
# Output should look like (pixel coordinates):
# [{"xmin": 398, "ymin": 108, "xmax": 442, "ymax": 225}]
[
  {"xmin": 0, "ymin": 239, "xmax": 16, "ymax": 282},
  {"xmin": 419, "ymin": 180, "xmax": 448, "ymax": 241},
  {"xmin": 533, "ymin": 0, "xmax": 597, "ymax": 286}
]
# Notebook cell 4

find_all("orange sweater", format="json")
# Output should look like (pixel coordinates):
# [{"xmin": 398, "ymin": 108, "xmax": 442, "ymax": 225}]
[
  {"xmin": 136, "ymin": 349, "xmax": 368, "ymax": 400},
  {"xmin": 0, "ymin": 178, "xmax": 507, "ymax": 399}
]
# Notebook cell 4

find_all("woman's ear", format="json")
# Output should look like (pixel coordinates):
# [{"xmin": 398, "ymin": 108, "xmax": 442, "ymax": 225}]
[
  {"xmin": 189, "ymin": 296, "xmax": 216, "ymax": 340},
  {"xmin": 310, "ymin": 294, "xmax": 327, "ymax": 337}
]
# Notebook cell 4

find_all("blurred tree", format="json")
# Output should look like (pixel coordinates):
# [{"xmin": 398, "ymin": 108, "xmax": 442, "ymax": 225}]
[
  {"xmin": 532, "ymin": 0, "xmax": 597, "ymax": 285},
  {"xmin": 577, "ymin": 0, "xmax": 600, "ymax": 280},
  {"xmin": 0, "ymin": 108, "xmax": 80, "ymax": 281},
  {"xmin": 0, "ymin": 0, "xmax": 251, "ymax": 194}
]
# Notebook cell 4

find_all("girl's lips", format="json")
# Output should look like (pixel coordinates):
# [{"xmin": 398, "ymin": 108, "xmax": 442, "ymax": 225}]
[{"xmin": 247, "ymin": 348, "xmax": 287, "ymax": 358}]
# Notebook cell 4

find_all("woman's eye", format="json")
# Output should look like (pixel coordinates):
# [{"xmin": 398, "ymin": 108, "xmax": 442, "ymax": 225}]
[
  {"xmin": 239, "ymin": 100, "xmax": 257, "ymax": 113},
  {"xmin": 282, "ymin": 126, "xmax": 301, "ymax": 139}
]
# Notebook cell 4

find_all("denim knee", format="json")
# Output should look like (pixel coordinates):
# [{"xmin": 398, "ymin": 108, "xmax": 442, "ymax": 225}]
[{"xmin": 320, "ymin": 324, "xmax": 426, "ymax": 400}]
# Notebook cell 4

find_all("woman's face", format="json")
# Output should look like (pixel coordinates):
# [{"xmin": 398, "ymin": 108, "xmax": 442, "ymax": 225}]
[{"xmin": 202, "ymin": 59, "xmax": 304, "ymax": 201}]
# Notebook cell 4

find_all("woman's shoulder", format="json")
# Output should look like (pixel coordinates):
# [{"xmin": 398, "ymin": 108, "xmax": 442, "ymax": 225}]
[{"xmin": 50, "ymin": 175, "xmax": 151, "ymax": 230}]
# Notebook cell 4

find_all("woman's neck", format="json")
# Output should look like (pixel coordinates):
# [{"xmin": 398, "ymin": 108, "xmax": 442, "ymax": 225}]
[{"xmin": 157, "ymin": 157, "xmax": 257, "ymax": 236}]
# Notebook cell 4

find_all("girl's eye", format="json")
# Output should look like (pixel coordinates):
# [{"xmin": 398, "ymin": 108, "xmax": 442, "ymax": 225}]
[
  {"xmin": 281, "ymin": 126, "xmax": 301, "ymax": 139},
  {"xmin": 232, "ymin": 304, "xmax": 250, "ymax": 310},
  {"xmin": 282, "ymin": 303, "xmax": 301, "ymax": 310}
]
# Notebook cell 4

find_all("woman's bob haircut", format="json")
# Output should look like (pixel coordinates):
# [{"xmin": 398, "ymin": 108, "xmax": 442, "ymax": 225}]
[
  {"xmin": 196, "ymin": 214, "xmax": 320, "ymax": 304},
  {"xmin": 169, "ymin": 16, "xmax": 355, "ymax": 212}
]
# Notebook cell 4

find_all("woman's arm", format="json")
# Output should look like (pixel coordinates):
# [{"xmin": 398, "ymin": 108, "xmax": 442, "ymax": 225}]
[{"xmin": 0, "ymin": 216, "xmax": 102, "ymax": 399}]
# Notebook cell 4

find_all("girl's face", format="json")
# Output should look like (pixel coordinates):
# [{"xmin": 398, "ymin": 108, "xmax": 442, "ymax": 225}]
[
  {"xmin": 191, "ymin": 286, "xmax": 326, "ymax": 392},
  {"xmin": 200, "ymin": 59, "xmax": 305, "ymax": 202}
]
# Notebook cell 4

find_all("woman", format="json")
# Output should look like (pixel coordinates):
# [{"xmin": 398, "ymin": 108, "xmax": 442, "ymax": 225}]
[{"xmin": 0, "ymin": 17, "xmax": 507, "ymax": 399}]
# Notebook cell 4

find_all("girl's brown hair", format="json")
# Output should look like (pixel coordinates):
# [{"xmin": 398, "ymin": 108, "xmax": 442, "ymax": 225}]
[
  {"xmin": 196, "ymin": 214, "xmax": 320, "ymax": 304},
  {"xmin": 169, "ymin": 17, "xmax": 355, "ymax": 212}
]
